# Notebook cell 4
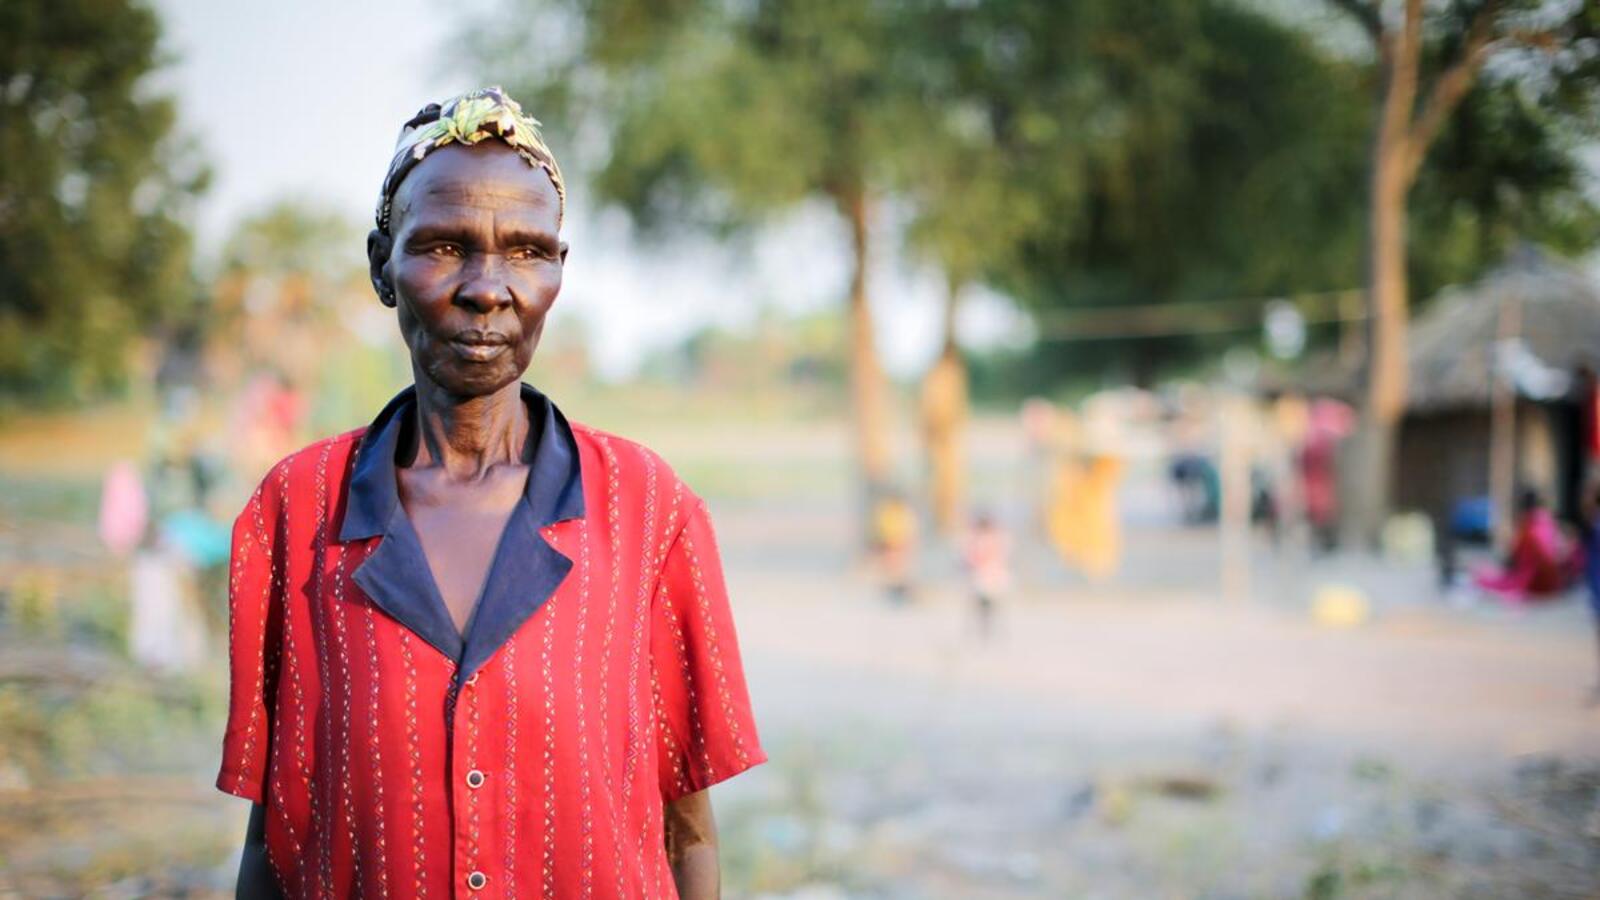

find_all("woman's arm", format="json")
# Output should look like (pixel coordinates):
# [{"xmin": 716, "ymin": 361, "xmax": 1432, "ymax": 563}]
[
  {"xmin": 236, "ymin": 801, "xmax": 283, "ymax": 899},
  {"xmin": 664, "ymin": 789, "xmax": 719, "ymax": 900}
]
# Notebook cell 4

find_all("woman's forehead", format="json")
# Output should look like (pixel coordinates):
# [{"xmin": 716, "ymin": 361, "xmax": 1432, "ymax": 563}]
[{"xmin": 392, "ymin": 143, "xmax": 560, "ymax": 229}]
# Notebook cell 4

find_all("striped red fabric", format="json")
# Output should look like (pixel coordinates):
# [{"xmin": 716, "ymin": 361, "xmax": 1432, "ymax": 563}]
[{"xmin": 217, "ymin": 411, "xmax": 764, "ymax": 899}]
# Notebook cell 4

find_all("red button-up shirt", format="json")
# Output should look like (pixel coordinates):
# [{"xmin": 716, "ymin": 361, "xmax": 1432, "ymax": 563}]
[{"xmin": 217, "ymin": 384, "xmax": 765, "ymax": 898}]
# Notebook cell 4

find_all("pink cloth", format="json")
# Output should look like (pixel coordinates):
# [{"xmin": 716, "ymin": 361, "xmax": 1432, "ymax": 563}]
[
  {"xmin": 1474, "ymin": 508, "xmax": 1582, "ymax": 602},
  {"xmin": 1300, "ymin": 399, "xmax": 1353, "ymax": 528},
  {"xmin": 98, "ymin": 460, "xmax": 148, "ymax": 557}
]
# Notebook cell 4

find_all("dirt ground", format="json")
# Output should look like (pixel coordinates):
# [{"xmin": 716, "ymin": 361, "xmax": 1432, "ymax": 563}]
[{"xmin": 708, "ymin": 498, "xmax": 1600, "ymax": 899}]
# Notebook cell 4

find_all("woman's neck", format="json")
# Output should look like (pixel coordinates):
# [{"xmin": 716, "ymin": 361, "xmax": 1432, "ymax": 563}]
[{"xmin": 408, "ymin": 378, "xmax": 530, "ymax": 481}]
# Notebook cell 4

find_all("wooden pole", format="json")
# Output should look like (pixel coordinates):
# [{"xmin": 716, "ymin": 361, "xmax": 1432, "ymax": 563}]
[
  {"xmin": 1489, "ymin": 294, "xmax": 1522, "ymax": 545},
  {"xmin": 1219, "ymin": 393, "xmax": 1253, "ymax": 604}
]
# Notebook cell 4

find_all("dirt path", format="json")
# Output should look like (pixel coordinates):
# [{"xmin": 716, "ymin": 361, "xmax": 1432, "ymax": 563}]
[
  {"xmin": 732, "ymin": 574, "xmax": 1600, "ymax": 771},
  {"xmin": 712, "ymin": 509, "xmax": 1600, "ymax": 897}
]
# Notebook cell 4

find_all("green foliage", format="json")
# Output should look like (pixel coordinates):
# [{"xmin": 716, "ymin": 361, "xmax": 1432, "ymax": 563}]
[
  {"xmin": 474, "ymin": 0, "xmax": 935, "ymax": 235},
  {"xmin": 0, "ymin": 0, "xmax": 207, "ymax": 406},
  {"xmin": 1410, "ymin": 81, "xmax": 1600, "ymax": 300},
  {"xmin": 219, "ymin": 199, "xmax": 359, "ymax": 284},
  {"xmin": 932, "ymin": 1, "xmax": 1374, "ymax": 385}
]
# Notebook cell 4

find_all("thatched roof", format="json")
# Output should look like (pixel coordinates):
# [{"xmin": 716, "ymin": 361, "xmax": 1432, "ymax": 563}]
[
  {"xmin": 1407, "ymin": 249, "xmax": 1600, "ymax": 413},
  {"xmin": 1283, "ymin": 249, "xmax": 1600, "ymax": 412}
]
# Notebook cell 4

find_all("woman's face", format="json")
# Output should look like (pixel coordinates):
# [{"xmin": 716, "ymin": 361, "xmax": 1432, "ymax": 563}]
[{"xmin": 371, "ymin": 141, "xmax": 567, "ymax": 398}]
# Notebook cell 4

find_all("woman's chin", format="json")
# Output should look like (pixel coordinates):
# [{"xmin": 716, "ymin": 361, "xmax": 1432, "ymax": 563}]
[{"xmin": 422, "ymin": 359, "xmax": 526, "ymax": 397}]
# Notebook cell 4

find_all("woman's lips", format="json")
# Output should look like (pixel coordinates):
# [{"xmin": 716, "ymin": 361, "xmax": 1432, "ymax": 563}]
[{"xmin": 450, "ymin": 339, "xmax": 511, "ymax": 362}]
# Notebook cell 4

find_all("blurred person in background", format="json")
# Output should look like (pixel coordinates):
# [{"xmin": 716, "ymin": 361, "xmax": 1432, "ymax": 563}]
[
  {"xmin": 962, "ymin": 508, "xmax": 1012, "ymax": 640},
  {"xmin": 1474, "ymin": 487, "xmax": 1583, "ymax": 606},
  {"xmin": 99, "ymin": 420, "xmax": 224, "ymax": 675},
  {"xmin": 872, "ymin": 486, "xmax": 918, "ymax": 605},
  {"xmin": 1046, "ymin": 407, "xmax": 1125, "ymax": 582},
  {"xmin": 1169, "ymin": 453, "xmax": 1220, "ymax": 525},
  {"xmin": 231, "ymin": 368, "xmax": 307, "ymax": 482},
  {"xmin": 1048, "ymin": 454, "xmax": 1125, "ymax": 581},
  {"xmin": 220, "ymin": 88, "xmax": 764, "ymax": 899},
  {"xmin": 1166, "ymin": 395, "xmax": 1220, "ymax": 526},
  {"xmin": 1301, "ymin": 398, "xmax": 1352, "ymax": 554}
]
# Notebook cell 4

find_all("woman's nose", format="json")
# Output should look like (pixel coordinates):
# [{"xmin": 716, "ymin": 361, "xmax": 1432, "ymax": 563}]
[{"xmin": 454, "ymin": 254, "xmax": 513, "ymax": 313}]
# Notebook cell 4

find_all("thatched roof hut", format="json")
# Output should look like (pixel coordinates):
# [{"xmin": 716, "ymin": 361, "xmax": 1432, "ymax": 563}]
[
  {"xmin": 1406, "ymin": 249, "xmax": 1600, "ymax": 413},
  {"xmin": 1289, "ymin": 249, "xmax": 1600, "ymax": 408},
  {"xmin": 1275, "ymin": 249, "xmax": 1600, "ymax": 531},
  {"xmin": 1392, "ymin": 249, "xmax": 1600, "ymax": 527}
]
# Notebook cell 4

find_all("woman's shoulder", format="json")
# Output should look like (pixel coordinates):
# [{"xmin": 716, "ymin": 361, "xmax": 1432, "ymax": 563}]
[
  {"xmin": 567, "ymin": 419, "xmax": 680, "ymax": 480},
  {"xmin": 242, "ymin": 428, "xmax": 365, "ymax": 516},
  {"xmin": 565, "ymin": 419, "xmax": 703, "ymax": 512}
]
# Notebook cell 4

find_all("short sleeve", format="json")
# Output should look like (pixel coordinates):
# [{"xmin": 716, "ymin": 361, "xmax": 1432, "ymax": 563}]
[
  {"xmin": 650, "ymin": 496, "xmax": 766, "ymax": 802},
  {"xmin": 216, "ymin": 484, "xmax": 282, "ymax": 802}
]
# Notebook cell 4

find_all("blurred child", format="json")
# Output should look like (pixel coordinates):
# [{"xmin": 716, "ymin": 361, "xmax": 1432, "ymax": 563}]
[
  {"xmin": 963, "ymin": 510, "xmax": 1013, "ymax": 639},
  {"xmin": 873, "ymin": 490, "xmax": 918, "ymax": 605}
]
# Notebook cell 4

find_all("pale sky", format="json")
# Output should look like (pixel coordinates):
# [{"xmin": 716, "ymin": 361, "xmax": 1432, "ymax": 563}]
[{"xmin": 150, "ymin": 0, "xmax": 1025, "ymax": 381}]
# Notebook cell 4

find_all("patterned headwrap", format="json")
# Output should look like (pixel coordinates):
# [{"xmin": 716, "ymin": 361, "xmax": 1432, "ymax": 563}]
[{"xmin": 375, "ymin": 86, "xmax": 565, "ymax": 235}]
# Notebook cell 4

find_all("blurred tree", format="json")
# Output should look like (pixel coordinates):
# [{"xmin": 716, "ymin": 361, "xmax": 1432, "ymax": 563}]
[
  {"xmin": 208, "ymin": 200, "xmax": 393, "ymax": 436},
  {"xmin": 0, "ymin": 0, "xmax": 207, "ymax": 406},
  {"xmin": 1326, "ymin": 0, "xmax": 1600, "ymax": 539},
  {"xmin": 469, "ymin": 0, "xmax": 934, "ymax": 528},
  {"xmin": 917, "ymin": 274, "xmax": 971, "ymax": 533},
  {"xmin": 211, "ymin": 200, "xmax": 362, "ymax": 379}
]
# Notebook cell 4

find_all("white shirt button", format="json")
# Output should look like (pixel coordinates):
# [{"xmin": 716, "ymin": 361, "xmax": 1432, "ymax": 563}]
[
  {"xmin": 466, "ymin": 769, "xmax": 486, "ymax": 789},
  {"xmin": 467, "ymin": 871, "xmax": 487, "ymax": 890}
]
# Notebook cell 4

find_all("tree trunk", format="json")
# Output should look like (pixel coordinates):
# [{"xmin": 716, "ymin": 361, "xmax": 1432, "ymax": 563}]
[
  {"xmin": 843, "ymin": 188, "xmax": 894, "ymax": 531},
  {"xmin": 1352, "ymin": 9, "xmax": 1420, "ymax": 547},
  {"xmin": 1352, "ymin": 145, "xmax": 1411, "ymax": 545},
  {"xmin": 1335, "ymin": 0, "xmax": 1505, "ymax": 546},
  {"xmin": 921, "ymin": 275, "xmax": 968, "ymax": 534}
]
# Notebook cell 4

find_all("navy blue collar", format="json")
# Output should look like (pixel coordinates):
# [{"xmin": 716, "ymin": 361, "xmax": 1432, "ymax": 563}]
[
  {"xmin": 340, "ymin": 382, "xmax": 585, "ymax": 542},
  {"xmin": 341, "ymin": 382, "xmax": 585, "ymax": 681}
]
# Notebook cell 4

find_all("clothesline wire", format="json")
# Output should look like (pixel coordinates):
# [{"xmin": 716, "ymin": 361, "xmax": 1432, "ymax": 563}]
[{"xmin": 1023, "ymin": 288, "xmax": 1366, "ymax": 341}]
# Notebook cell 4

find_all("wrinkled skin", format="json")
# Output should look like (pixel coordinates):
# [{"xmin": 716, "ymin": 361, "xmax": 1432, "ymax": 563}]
[{"xmin": 370, "ymin": 140, "xmax": 567, "ymax": 401}]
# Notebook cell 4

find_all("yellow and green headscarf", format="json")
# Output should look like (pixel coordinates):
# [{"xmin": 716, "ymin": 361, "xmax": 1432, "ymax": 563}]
[{"xmin": 376, "ymin": 86, "xmax": 565, "ymax": 234}]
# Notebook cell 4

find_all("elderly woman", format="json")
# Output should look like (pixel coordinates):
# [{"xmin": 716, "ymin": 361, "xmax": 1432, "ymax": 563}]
[{"xmin": 219, "ymin": 88, "xmax": 764, "ymax": 899}]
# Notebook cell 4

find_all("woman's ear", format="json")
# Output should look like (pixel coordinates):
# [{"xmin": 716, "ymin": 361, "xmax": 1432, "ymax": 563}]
[{"xmin": 367, "ymin": 229, "xmax": 396, "ymax": 307}]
